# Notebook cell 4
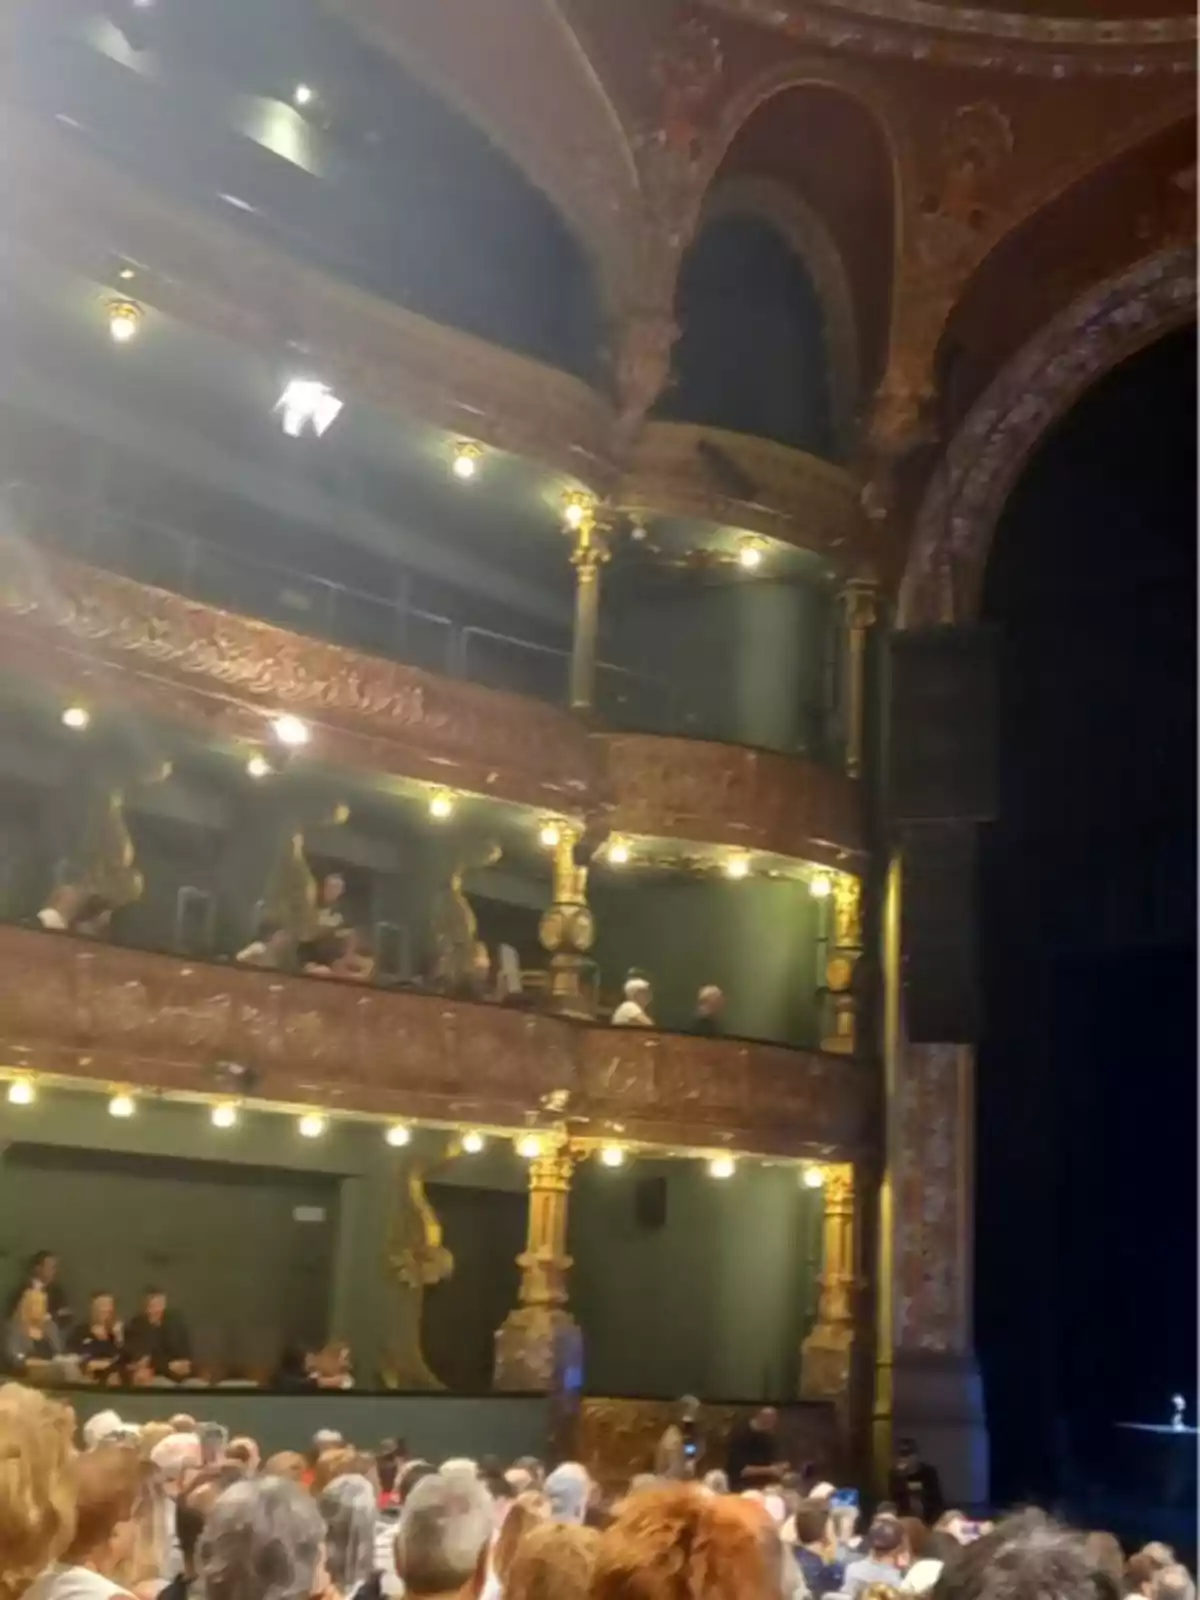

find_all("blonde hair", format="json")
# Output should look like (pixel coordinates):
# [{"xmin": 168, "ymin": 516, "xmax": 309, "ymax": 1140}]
[
  {"xmin": 64, "ymin": 1443, "xmax": 141, "ymax": 1567},
  {"xmin": 0, "ymin": 1383, "xmax": 77, "ymax": 1600},
  {"xmin": 138, "ymin": 1423, "xmax": 174, "ymax": 1460},
  {"xmin": 504, "ymin": 1521, "xmax": 599, "ymax": 1600},
  {"xmin": 13, "ymin": 1290, "xmax": 47, "ymax": 1331},
  {"xmin": 113, "ymin": 1460, "xmax": 169, "ymax": 1589},
  {"xmin": 492, "ymin": 1496, "xmax": 550, "ymax": 1588}
]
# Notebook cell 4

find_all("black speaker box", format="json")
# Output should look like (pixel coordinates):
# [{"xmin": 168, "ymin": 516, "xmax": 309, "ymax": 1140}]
[{"xmin": 902, "ymin": 821, "xmax": 980, "ymax": 1043}]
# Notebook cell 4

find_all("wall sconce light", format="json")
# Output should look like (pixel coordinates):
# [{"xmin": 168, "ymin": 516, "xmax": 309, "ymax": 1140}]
[
  {"xmin": 108, "ymin": 1093, "xmax": 136, "ymax": 1119},
  {"xmin": 737, "ymin": 539, "xmax": 765, "ymax": 571},
  {"xmin": 606, "ymin": 839, "xmax": 630, "ymax": 867},
  {"xmin": 451, "ymin": 441, "xmax": 482, "ymax": 481},
  {"xmin": 516, "ymin": 1133, "xmax": 544, "ymax": 1160},
  {"xmin": 802, "ymin": 1165, "xmax": 826, "ymax": 1189},
  {"xmin": 810, "ymin": 873, "xmax": 833, "ymax": 899},
  {"xmin": 539, "ymin": 821, "xmax": 562, "ymax": 850},
  {"xmin": 107, "ymin": 300, "xmax": 142, "ymax": 344},
  {"xmin": 297, "ymin": 1112, "xmax": 327, "ymax": 1138},
  {"xmin": 708, "ymin": 1154, "xmax": 736, "ymax": 1180},
  {"xmin": 61, "ymin": 706, "xmax": 91, "ymax": 731},
  {"xmin": 724, "ymin": 854, "xmax": 750, "ymax": 880},
  {"xmin": 599, "ymin": 1144, "xmax": 626, "ymax": 1168},
  {"xmin": 246, "ymin": 754, "xmax": 273, "ymax": 779},
  {"xmin": 211, "ymin": 1103, "xmax": 239, "ymax": 1130},
  {"xmin": 429, "ymin": 790, "xmax": 456, "ymax": 821},
  {"xmin": 6, "ymin": 1078, "xmax": 35, "ymax": 1106},
  {"xmin": 385, "ymin": 1124, "xmax": 412, "ymax": 1148},
  {"xmin": 461, "ymin": 1131, "xmax": 485, "ymax": 1154},
  {"xmin": 271, "ymin": 714, "xmax": 310, "ymax": 748}
]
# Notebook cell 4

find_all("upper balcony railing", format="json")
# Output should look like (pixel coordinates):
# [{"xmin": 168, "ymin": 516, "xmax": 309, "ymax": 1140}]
[{"xmin": 4, "ymin": 481, "xmax": 837, "ymax": 764}]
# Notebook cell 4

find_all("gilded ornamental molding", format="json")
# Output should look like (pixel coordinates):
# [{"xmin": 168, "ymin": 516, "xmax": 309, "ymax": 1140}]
[
  {"xmin": 618, "ymin": 423, "xmax": 873, "ymax": 567},
  {"xmin": 600, "ymin": 732, "xmax": 866, "ymax": 871},
  {"xmin": 0, "ymin": 926, "xmax": 874, "ymax": 1161}
]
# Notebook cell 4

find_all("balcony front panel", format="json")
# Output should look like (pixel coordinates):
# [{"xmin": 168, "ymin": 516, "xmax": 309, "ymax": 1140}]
[
  {"xmin": 599, "ymin": 732, "xmax": 865, "ymax": 870},
  {"xmin": 0, "ymin": 926, "xmax": 874, "ymax": 1161}
]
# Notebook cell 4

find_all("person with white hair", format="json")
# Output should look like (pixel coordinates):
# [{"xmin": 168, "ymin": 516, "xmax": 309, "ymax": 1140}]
[
  {"xmin": 543, "ymin": 1463, "xmax": 590, "ymax": 1525},
  {"xmin": 83, "ymin": 1410, "xmax": 128, "ymax": 1450},
  {"xmin": 611, "ymin": 977, "xmax": 653, "ymax": 1027},
  {"xmin": 318, "ymin": 1474, "xmax": 380, "ymax": 1600},
  {"xmin": 394, "ymin": 1472, "xmax": 493, "ymax": 1600},
  {"xmin": 151, "ymin": 1433, "xmax": 203, "ymax": 1492},
  {"xmin": 438, "ymin": 1459, "xmax": 477, "ymax": 1478},
  {"xmin": 196, "ymin": 1477, "xmax": 326, "ymax": 1600}
]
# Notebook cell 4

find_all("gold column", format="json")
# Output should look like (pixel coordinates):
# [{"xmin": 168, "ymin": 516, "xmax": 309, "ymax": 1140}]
[
  {"xmin": 872, "ymin": 853, "xmax": 901, "ymax": 1490},
  {"xmin": 539, "ymin": 825, "xmax": 596, "ymax": 1017},
  {"xmin": 800, "ymin": 1163, "xmax": 859, "ymax": 1406},
  {"xmin": 494, "ymin": 1135, "xmax": 582, "ymax": 1392},
  {"xmin": 567, "ymin": 505, "xmax": 611, "ymax": 714},
  {"xmin": 843, "ymin": 580, "xmax": 879, "ymax": 778},
  {"xmin": 821, "ymin": 871, "xmax": 864, "ymax": 1055}
]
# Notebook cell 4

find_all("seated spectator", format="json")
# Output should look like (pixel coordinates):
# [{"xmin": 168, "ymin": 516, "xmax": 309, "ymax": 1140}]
[
  {"xmin": 490, "ymin": 1495, "xmax": 550, "ymax": 1595},
  {"xmin": 310, "ymin": 1340, "xmax": 355, "ymax": 1391},
  {"xmin": 1128, "ymin": 1555, "xmax": 1160, "ymax": 1598},
  {"xmin": 693, "ymin": 984, "xmax": 726, "ymax": 1036},
  {"xmin": 24, "ymin": 1442, "xmax": 143, "ymax": 1600},
  {"xmin": 7, "ymin": 1286, "xmax": 66, "ymax": 1377},
  {"xmin": 394, "ymin": 1471, "xmax": 494, "ymax": 1600},
  {"xmin": 793, "ymin": 1500, "xmax": 845, "ymax": 1597},
  {"xmin": 545, "ymin": 1463, "xmax": 591, "ymax": 1525},
  {"xmin": 1084, "ymin": 1532, "xmax": 1127, "ymax": 1600},
  {"xmin": 318, "ymin": 872, "xmax": 348, "ymax": 931},
  {"xmin": 7, "ymin": 1249, "xmax": 71, "ymax": 1326},
  {"xmin": 273, "ymin": 1345, "xmax": 318, "ymax": 1393},
  {"xmin": 494, "ymin": 944, "xmax": 523, "ymax": 1004},
  {"xmin": 935, "ymin": 1512, "xmax": 1109, "ymax": 1600},
  {"xmin": 299, "ymin": 931, "xmax": 343, "ymax": 977},
  {"xmin": 74, "ymin": 895, "xmax": 115, "ymax": 940},
  {"xmin": 320, "ymin": 1474, "xmax": 381, "ymax": 1600},
  {"xmin": 125, "ymin": 1288, "xmax": 193, "ymax": 1383},
  {"xmin": 504, "ymin": 1522, "xmax": 599, "ymax": 1600},
  {"xmin": 113, "ymin": 1459, "xmax": 171, "ymax": 1600},
  {"xmin": 262, "ymin": 1452, "xmax": 308, "ymax": 1484},
  {"xmin": 590, "ymin": 1484, "xmax": 774, "ymax": 1600},
  {"xmin": 235, "ymin": 922, "xmax": 294, "ymax": 971},
  {"xmin": 225, "ymin": 1438, "xmax": 260, "ymax": 1476},
  {"xmin": 469, "ymin": 942, "xmax": 493, "ymax": 1001},
  {"xmin": 196, "ymin": 1476, "xmax": 326, "ymax": 1600},
  {"xmin": 84, "ymin": 1410, "xmax": 129, "ymax": 1451},
  {"xmin": 69, "ymin": 1291, "xmax": 125, "ymax": 1384},
  {"xmin": 900, "ymin": 1517, "xmax": 946, "ymax": 1593},
  {"xmin": 611, "ymin": 977, "xmax": 654, "ymax": 1027},
  {"xmin": 150, "ymin": 1433, "xmax": 203, "ymax": 1502},
  {"xmin": 332, "ymin": 929, "xmax": 376, "ymax": 984},
  {"xmin": 160, "ymin": 1467, "xmax": 244, "ymax": 1600},
  {"xmin": 844, "ymin": 1519, "xmax": 907, "ymax": 1599},
  {"xmin": 0, "ymin": 1382, "xmax": 77, "ymax": 1594},
  {"xmin": 1152, "ymin": 1570, "xmax": 1197, "ymax": 1600},
  {"xmin": 37, "ymin": 881, "xmax": 86, "ymax": 931}
]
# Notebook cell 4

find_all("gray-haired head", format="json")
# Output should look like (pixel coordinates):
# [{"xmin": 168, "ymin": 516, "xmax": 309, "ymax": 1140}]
[
  {"xmin": 394, "ymin": 1471, "xmax": 493, "ymax": 1599},
  {"xmin": 197, "ymin": 1476, "xmax": 325, "ymax": 1600},
  {"xmin": 624, "ymin": 977, "xmax": 650, "ymax": 1003},
  {"xmin": 544, "ymin": 1462, "xmax": 590, "ymax": 1524},
  {"xmin": 1152, "ymin": 1569, "xmax": 1197, "ymax": 1600},
  {"xmin": 317, "ymin": 1473, "xmax": 376, "ymax": 1592}
]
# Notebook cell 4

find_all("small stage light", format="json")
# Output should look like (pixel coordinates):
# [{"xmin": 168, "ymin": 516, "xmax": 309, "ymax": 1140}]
[
  {"xmin": 62, "ymin": 706, "xmax": 90, "ymax": 731},
  {"xmin": 108, "ymin": 1093, "xmax": 136, "ymax": 1118},
  {"xmin": 461, "ymin": 1131, "xmax": 485, "ymax": 1154},
  {"xmin": 293, "ymin": 83, "xmax": 314, "ymax": 108},
  {"xmin": 810, "ymin": 873, "xmax": 833, "ymax": 899},
  {"xmin": 606, "ymin": 840, "xmax": 630, "ymax": 867},
  {"xmin": 211, "ymin": 1103, "xmax": 239, "ymax": 1130},
  {"xmin": 516, "ymin": 1134, "xmax": 544, "ymax": 1160},
  {"xmin": 451, "ymin": 442, "xmax": 481, "ymax": 481},
  {"xmin": 107, "ymin": 300, "xmax": 142, "ymax": 344},
  {"xmin": 708, "ymin": 1154, "xmax": 735, "ymax": 1180},
  {"xmin": 599, "ymin": 1145, "xmax": 625, "ymax": 1168},
  {"xmin": 429, "ymin": 790, "xmax": 455, "ymax": 821},
  {"xmin": 802, "ymin": 1165, "xmax": 826, "ymax": 1189},
  {"xmin": 271, "ymin": 714, "xmax": 310, "ymax": 748},
  {"xmin": 298, "ymin": 1113, "xmax": 327, "ymax": 1138},
  {"xmin": 6, "ymin": 1078, "xmax": 36, "ymax": 1106},
  {"xmin": 246, "ymin": 754, "xmax": 272, "ymax": 779},
  {"xmin": 385, "ymin": 1124, "xmax": 411, "ymax": 1148}
]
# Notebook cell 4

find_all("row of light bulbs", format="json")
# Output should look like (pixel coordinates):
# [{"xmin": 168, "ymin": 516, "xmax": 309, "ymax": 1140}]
[{"xmin": 3, "ymin": 1076, "xmax": 827, "ymax": 1185}]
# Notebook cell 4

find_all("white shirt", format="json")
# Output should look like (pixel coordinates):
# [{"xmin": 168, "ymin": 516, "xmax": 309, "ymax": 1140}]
[
  {"xmin": 25, "ymin": 1568, "xmax": 129, "ymax": 1600},
  {"xmin": 37, "ymin": 908, "xmax": 68, "ymax": 930},
  {"xmin": 903, "ymin": 1559, "xmax": 945, "ymax": 1593},
  {"xmin": 612, "ymin": 1001, "xmax": 652, "ymax": 1026}
]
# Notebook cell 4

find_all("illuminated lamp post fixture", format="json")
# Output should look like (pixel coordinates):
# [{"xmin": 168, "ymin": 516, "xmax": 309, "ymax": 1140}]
[
  {"xmin": 451, "ymin": 441, "xmax": 482, "ymax": 481},
  {"xmin": 106, "ymin": 299, "xmax": 142, "ymax": 344},
  {"xmin": 561, "ymin": 493, "xmax": 609, "ymax": 714}
]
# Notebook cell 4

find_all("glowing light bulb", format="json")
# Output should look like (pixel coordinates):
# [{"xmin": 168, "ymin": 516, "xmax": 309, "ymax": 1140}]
[
  {"xmin": 562, "ymin": 495, "xmax": 590, "ymax": 532},
  {"xmin": 61, "ymin": 706, "xmax": 90, "ymax": 731},
  {"xmin": 298, "ymin": 1113, "xmax": 326, "ymax": 1139},
  {"xmin": 607, "ymin": 840, "xmax": 630, "ymax": 867},
  {"xmin": 293, "ymin": 83, "xmax": 314, "ymax": 107},
  {"xmin": 246, "ymin": 754, "xmax": 272, "ymax": 779},
  {"xmin": 708, "ymin": 1154, "xmax": 736, "ymax": 1180},
  {"xmin": 539, "ymin": 821, "xmax": 562, "ymax": 850},
  {"xmin": 725, "ymin": 854, "xmax": 750, "ymax": 880},
  {"xmin": 271, "ymin": 714, "xmax": 309, "ymax": 748},
  {"xmin": 429, "ymin": 791, "xmax": 455, "ymax": 821},
  {"xmin": 737, "ymin": 541, "xmax": 764, "ymax": 570},
  {"xmin": 802, "ymin": 1165, "xmax": 826, "ymax": 1189},
  {"xmin": 599, "ymin": 1144, "xmax": 625, "ymax": 1168},
  {"xmin": 516, "ymin": 1134, "xmax": 544, "ymax": 1160},
  {"xmin": 107, "ymin": 300, "xmax": 141, "ymax": 344},
  {"xmin": 810, "ymin": 874, "xmax": 833, "ymax": 899},
  {"xmin": 211, "ymin": 1103, "xmax": 238, "ymax": 1130},
  {"xmin": 6, "ymin": 1078, "xmax": 35, "ymax": 1106},
  {"xmin": 461, "ymin": 1131, "xmax": 485, "ymax": 1154},
  {"xmin": 385, "ymin": 1124, "xmax": 412, "ymax": 1148},
  {"xmin": 275, "ymin": 378, "xmax": 343, "ymax": 439},
  {"xmin": 108, "ymin": 1093, "xmax": 136, "ymax": 1119},
  {"xmin": 451, "ymin": 442, "xmax": 481, "ymax": 481}
]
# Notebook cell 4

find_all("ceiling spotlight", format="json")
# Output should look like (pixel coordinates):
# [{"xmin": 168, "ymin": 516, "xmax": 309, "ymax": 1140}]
[
  {"xmin": 270, "ymin": 714, "xmax": 309, "ymax": 748},
  {"xmin": 451, "ymin": 441, "xmax": 482, "ymax": 481},
  {"xmin": 106, "ymin": 299, "xmax": 142, "ymax": 344},
  {"xmin": 803, "ymin": 1165, "xmax": 826, "ymax": 1189},
  {"xmin": 6, "ymin": 1078, "xmax": 35, "ymax": 1106},
  {"xmin": 298, "ymin": 1113, "xmax": 327, "ymax": 1139},
  {"xmin": 737, "ymin": 540, "xmax": 765, "ymax": 571},
  {"xmin": 810, "ymin": 873, "xmax": 833, "ymax": 900},
  {"xmin": 708, "ymin": 1154, "xmax": 736, "ymax": 1180},
  {"xmin": 724, "ymin": 854, "xmax": 750, "ymax": 880},
  {"xmin": 211, "ymin": 1103, "xmax": 239, "ymax": 1130},
  {"xmin": 629, "ymin": 520, "xmax": 648, "ymax": 543},
  {"xmin": 61, "ymin": 706, "xmax": 90, "ymax": 731},
  {"xmin": 428, "ymin": 790, "xmax": 455, "ymax": 821},
  {"xmin": 108, "ymin": 1093, "xmax": 136, "ymax": 1119},
  {"xmin": 117, "ymin": 265, "xmax": 137, "ymax": 282},
  {"xmin": 275, "ymin": 378, "xmax": 343, "ymax": 439},
  {"xmin": 607, "ymin": 839, "xmax": 630, "ymax": 867},
  {"xmin": 539, "ymin": 821, "xmax": 562, "ymax": 850},
  {"xmin": 516, "ymin": 1133, "xmax": 544, "ymax": 1160},
  {"xmin": 461, "ymin": 1131, "xmax": 485, "ymax": 1154},
  {"xmin": 246, "ymin": 754, "xmax": 272, "ymax": 779},
  {"xmin": 385, "ymin": 1124, "xmax": 412, "ymax": 1148},
  {"xmin": 293, "ymin": 83, "xmax": 314, "ymax": 108},
  {"xmin": 599, "ymin": 1144, "xmax": 625, "ymax": 1168}
]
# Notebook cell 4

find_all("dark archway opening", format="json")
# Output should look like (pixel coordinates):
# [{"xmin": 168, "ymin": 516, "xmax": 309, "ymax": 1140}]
[
  {"xmin": 976, "ymin": 326, "xmax": 1196, "ymax": 1530},
  {"xmin": 659, "ymin": 215, "xmax": 836, "ymax": 457}
]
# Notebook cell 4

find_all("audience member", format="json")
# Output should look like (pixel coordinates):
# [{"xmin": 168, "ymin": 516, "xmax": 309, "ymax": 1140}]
[
  {"xmin": 150, "ymin": 1433, "xmax": 203, "ymax": 1497},
  {"xmin": 888, "ymin": 1438, "xmax": 944, "ymax": 1525},
  {"xmin": 7, "ymin": 1287, "xmax": 66, "ymax": 1377},
  {"xmin": 693, "ymin": 985, "xmax": 726, "ymax": 1035},
  {"xmin": 299, "ymin": 932, "xmax": 342, "ymax": 978},
  {"xmin": 935, "ymin": 1512, "xmax": 1102, "ymax": 1600},
  {"xmin": 0, "ymin": 1383, "xmax": 77, "ymax": 1600},
  {"xmin": 489, "ymin": 1495, "xmax": 549, "ymax": 1595},
  {"xmin": 114, "ymin": 1458, "xmax": 171, "ymax": 1600},
  {"xmin": 900, "ymin": 1516, "xmax": 946, "ymax": 1593},
  {"xmin": 262, "ymin": 1453, "xmax": 308, "ymax": 1484},
  {"xmin": 393, "ymin": 1471, "xmax": 494, "ymax": 1600},
  {"xmin": 161, "ymin": 1469, "xmax": 242, "ymax": 1600},
  {"xmin": 69, "ymin": 1292, "xmax": 125, "ymax": 1384},
  {"xmin": 793, "ymin": 1499, "xmax": 845, "ymax": 1597},
  {"xmin": 1085, "ymin": 1531, "xmax": 1128, "ymax": 1600},
  {"xmin": 397, "ymin": 1461, "xmax": 438, "ymax": 1506},
  {"xmin": 1152, "ymin": 1570, "xmax": 1197, "ymax": 1600},
  {"xmin": 84, "ymin": 1411, "xmax": 129, "ymax": 1451},
  {"xmin": 224, "ymin": 1439, "xmax": 259, "ymax": 1475},
  {"xmin": 504, "ymin": 1521, "xmax": 599, "ymax": 1600},
  {"xmin": 611, "ymin": 977, "xmax": 653, "ymax": 1027},
  {"xmin": 318, "ymin": 874, "xmax": 348, "ymax": 931},
  {"xmin": 844, "ymin": 1518, "xmax": 907, "ymax": 1599},
  {"xmin": 726, "ymin": 1406, "xmax": 789, "ymax": 1491},
  {"xmin": 235, "ymin": 924, "xmax": 293, "ymax": 971},
  {"xmin": 591, "ymin": 1484, "xmax": 773, "ymax": 1600},
  {"xmin": 319, "ymin": 1474, "xmax": 381, "ymax": 1600},
  {"xmin": 331, "ymin": 929, "xmax": 375, "ymax": 984},
  {"xmin": 544, "ymin": 1462, "xmax": 590, "ymax": 1525},
  {"xmin": 73, "ymin": 896, "xmax": 115, "ymax": 941},
  {"xmin": 653, "ymin": 1395, "xmax": 703, "ymax": 1481},
  {"xmin": 125, "ymin": 1289, "xmax": 193, "ymax": 1383},
  {"xmin": 37, "ymin": 883, "xmax": 87, "ymax": 933},
  {"xmin": 7, "ymin": 1251, "xmax": 71, "ymax": 1325},
  {"xmin": 26, "ymin": 1442, "xmax": 144, "ymax": 1600},
  {"xmin": 196, "ymin": 1476, "xmax": 326, "ymax": 1600}
]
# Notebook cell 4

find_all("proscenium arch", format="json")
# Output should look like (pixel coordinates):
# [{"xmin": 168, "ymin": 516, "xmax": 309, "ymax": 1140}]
[
  {"xmin": 901, "ymin": 246, "xmax": 1197, "ymax": 628},
  {"xmin": 700, "ymin": 175, "xmax": 862, "ymax": 455}
]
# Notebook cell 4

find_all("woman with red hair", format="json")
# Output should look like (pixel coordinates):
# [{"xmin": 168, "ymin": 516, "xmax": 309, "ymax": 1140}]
[{"xmin": 591, "ymin": 1484, "xmax": 780, "ymax": 1600}]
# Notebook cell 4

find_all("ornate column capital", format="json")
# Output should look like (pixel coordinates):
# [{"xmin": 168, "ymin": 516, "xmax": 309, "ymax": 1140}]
[{"xmin": 495, "ymin": 1128, "xmax": 582, "ymax": 1392}]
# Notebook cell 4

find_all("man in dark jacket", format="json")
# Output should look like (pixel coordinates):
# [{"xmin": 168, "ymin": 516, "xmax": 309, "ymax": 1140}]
[{"xmin": 888, "ymin": 1437, "xmax": 944, "ymax": 1523}]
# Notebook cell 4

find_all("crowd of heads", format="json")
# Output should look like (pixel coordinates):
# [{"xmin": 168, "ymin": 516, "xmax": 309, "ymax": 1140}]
[{"xmin": 0, "ymin": 1382, "xmax": 1193, "ymax": 1600}]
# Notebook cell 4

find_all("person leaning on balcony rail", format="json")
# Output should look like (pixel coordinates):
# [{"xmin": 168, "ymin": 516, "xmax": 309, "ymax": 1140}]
[
  {"xmin": 611, "ymin": 977, "xmax": 654, "ymax": 1027},
  {"xmin": 235, "ymin": 922, "xmax": 294, "ymax": 971},
  {"xmin": 6, "ymin": 1286, "xmax": 67, "ymax": 1379}
]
